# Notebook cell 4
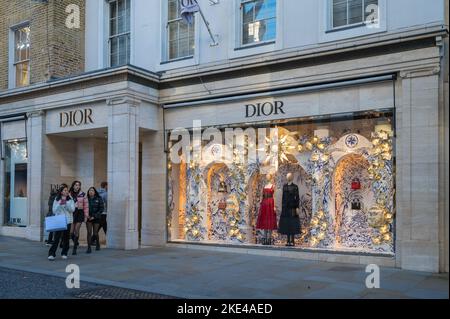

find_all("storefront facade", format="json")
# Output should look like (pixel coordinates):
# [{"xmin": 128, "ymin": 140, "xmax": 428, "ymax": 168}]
[
  {"xmin": 159, "ymin": 38, "xmax": 447, "ymax": 273},
  {"xmin": 165, "ymin": 81, "xmax": 396, "ymax": 255},
  {"xmin": 0, "ymin": 35, "xmax": 448, "ymax": 273},
  {"xmin": 0, "ymin": 68, "xmax": 166, "ymax": 250}
]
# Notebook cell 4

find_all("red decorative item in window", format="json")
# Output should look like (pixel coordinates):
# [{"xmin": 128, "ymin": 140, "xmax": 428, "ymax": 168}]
[{"xmin": 351, "ymin": 178, "xmax": 361, "ymax": 190}]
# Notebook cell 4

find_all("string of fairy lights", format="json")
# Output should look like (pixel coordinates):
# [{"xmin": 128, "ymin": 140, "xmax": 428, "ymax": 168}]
[
  {"xmin": 298, "ymin": 135, "xmax": 332, "ymax": 247},
  {"xmin": 367, "ymin": 130, "xmax": 395, "ymax": 245}
]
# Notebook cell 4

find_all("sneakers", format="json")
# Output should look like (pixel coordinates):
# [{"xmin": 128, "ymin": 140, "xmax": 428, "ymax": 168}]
[
  {"xmin": 86, "ymin": 246, "xmax": 92, "ymax": 254},
  {"xmin": 48, "ymin": 256, "xmax": 55, "ymax": 261},
  {"xmin": 61, "ymin": 255, "xmax": 68, "ymax": 260}
]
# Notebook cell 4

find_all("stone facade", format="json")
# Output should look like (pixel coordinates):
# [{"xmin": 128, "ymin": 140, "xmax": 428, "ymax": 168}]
[
  {"xmin": 0, "ymin": 0, "xmax": 85, "ymax": 90},
  {"xmin": 0, "ymin": 2, "xmax": 447, "ymax": 274}
]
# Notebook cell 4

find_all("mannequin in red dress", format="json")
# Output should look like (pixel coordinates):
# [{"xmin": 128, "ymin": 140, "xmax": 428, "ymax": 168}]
[{"xmin": 256, "ymin": 173, "xmax": 278, "ymax": 245}]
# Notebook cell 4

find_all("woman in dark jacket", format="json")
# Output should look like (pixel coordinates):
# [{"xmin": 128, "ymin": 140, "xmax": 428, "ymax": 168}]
[{"xmin": 85, "ymin": 187, "xmax": 104, "ymax": 253}]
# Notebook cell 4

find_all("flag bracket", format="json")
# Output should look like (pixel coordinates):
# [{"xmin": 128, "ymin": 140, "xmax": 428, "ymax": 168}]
[{"xmin": 198, "ymin": 7, "xmax": 219, "ymax": 47}]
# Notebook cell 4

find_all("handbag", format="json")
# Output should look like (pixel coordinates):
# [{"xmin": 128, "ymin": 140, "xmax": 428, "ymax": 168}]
[
  {"xmin": 45, "ymin": 214, "xmax": 68, "ymax": 232},
  {"xmin": 351, "ymin": 178, "xmax": 361, "ymax": 190},
  {"xmin": 351, "ymin": 199, "xmax": 362, "ymax": 210}
]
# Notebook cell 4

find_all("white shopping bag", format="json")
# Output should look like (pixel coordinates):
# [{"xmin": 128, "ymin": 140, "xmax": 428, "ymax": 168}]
[{"xmin": 45, "ymin": 214, "xmax": 67, "ymax": 232}]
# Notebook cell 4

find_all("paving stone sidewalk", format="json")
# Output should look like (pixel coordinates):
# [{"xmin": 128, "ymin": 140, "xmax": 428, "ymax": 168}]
[{"xmin": 0, "ymin": 236, "xmax": 448, "ymax": 299}]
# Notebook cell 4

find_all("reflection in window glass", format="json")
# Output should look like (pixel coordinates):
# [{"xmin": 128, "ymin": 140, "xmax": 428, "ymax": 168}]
[
  {"xmin": 167, "ymin": 0, "xmax": 195, "ymax": 60},
  {"xmin": 13, "ymin": 25, "xmax": 30, "ymax": 87},
  {"xmin": 241, "ymin": 0, "xmax": 276, "ymax": 46},
  {"xmin": 167, "ymin": 111, "xmax": 395, "ymax": 254},
  {"xmin": 3, "ymin": 141, "xmax": 28, "ymax": 227},
  {"xmin": 332, "ymin": 0, "xmax": 379, "ymax": 29},
  {"xmin": 109, "ymin": 0, "xmax": 130, "ymax": 67}
]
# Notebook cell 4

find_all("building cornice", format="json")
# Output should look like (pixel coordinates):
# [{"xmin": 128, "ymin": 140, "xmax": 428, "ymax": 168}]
[
  {"xmin": 158, "ymin": 24, "xmax": 448, "ymax": 83},
  {"xmin": 0, "ymin": 24, "xmax": 446, "ymax": 109}
]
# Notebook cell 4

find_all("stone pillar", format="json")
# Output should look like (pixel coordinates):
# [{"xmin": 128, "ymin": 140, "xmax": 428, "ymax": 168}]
[
  {"xmin": 26, "ymin": 111, "xmax": 45, "ymax": 241},
  {"xmin": 141, "ymin": 124, "xmax": 167, "ymax": 246},
  {"xmin": 106, "ymin": 98, "xmax": 140, "ymax": 250},
  {"xmin": 397, "ymin": 68, "xmax": 441, "ymax": 272}
]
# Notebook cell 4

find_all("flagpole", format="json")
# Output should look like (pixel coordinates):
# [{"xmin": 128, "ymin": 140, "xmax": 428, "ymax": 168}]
[{"xmin": 198, "ymin": 6, "xmax": 218, "ymax": 46}]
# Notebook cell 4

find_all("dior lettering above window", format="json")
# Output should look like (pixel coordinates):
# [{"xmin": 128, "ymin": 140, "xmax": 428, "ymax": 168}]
[
  {"xmin": 109, "ymin": 0, "xmax": 131, "ymax": 67},
  {"xmin": 241, "ymin": 0, "xmax": 276, "ymax": 46},
  {"xmin": 167, "ymin": 0, "xmax": 195, "ymax": 60},
  {"xmin": 13, "ymin": 25, "xmax": 30, "ymax": 87},
  {"xmin": 332, "ymin": 0, "xmax": 378, "ymax": 29}
]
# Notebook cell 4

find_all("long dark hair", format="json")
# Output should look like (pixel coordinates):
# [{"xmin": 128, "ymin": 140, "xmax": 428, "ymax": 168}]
[
  {"xmin": 69, "ymin": 180, "xmax": 82, "ymax": 196},
  {"xmin": 55, "ymin": 185, "xmax": 71, "ymax": 201},
  {"xmin": 87, "ymin": 187, "xmax": 100, "ymax": 199}
]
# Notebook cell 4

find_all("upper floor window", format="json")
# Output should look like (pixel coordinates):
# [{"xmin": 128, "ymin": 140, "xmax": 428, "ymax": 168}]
[
  {"xmin": 109, "ymin": 0, "xmax": 131, "ymax": 67},
  {"xmin": 13, "ymin": 25, "xmax": 30, "ymax": 88},
  {"xmin": 331, "ymin": 0, "xmax": 378, "ymax": 29},
  {"xmin": 241, "ymin": 0, "xmax": 276, "ymax": 46},
  {"xmin": 167, "ymin": 0, "xmax": 195, "ymax": 60}
]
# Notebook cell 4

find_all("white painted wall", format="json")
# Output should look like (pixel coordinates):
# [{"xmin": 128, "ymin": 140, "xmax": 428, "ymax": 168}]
[{"xmin": 85, "ymin": 0, "xmax": 445, "ymax": 73}]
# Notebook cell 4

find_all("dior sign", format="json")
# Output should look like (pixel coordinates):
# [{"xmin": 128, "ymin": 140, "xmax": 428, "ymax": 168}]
[
  {"xmin": 245, "ymin": 101, "xmax": 285, "ymax": 118},
  {"xmin": 60, "ymin": 109, "xmax": 94, "ymax": 128}
]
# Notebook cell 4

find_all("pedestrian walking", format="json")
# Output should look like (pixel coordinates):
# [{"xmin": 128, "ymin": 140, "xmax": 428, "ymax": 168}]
[
  {"xmin": 85, "ymin": 187, "xmax": 104, "ymax": 253},
  {"xmin": 93, "ymin": 182, "xmax": 108, "ymax": 245},
  {"xmin": 48, "ymin": 186, "xmax": 75, "ymax": 260},
  {"xmin": 46, "ymin": 187, "xmax": 58, "ymax": 246},
  {"xmin": 69, "ymin": 181, "xmax": 89, "ymax": 255}
]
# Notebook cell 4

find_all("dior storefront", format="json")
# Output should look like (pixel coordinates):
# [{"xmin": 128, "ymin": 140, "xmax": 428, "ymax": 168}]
[
  {"xmin": 165, "ymin": 76, "xmax": 398, "ymax": 263},
  {"xmin": 0, "ymin": 59, "xmax": 447, "ymax": 273}
]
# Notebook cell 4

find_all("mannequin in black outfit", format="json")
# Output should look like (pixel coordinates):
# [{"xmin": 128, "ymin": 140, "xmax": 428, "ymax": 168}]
[{"xmin": 278, "ymin": 173, "xmax": 301, "ymax": 246}]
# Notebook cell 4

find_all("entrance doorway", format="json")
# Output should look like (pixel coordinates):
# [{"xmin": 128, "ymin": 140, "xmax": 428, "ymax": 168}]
[{"xmin": 44, "ymin": 128, "xmax": 108, "ymax": 246}]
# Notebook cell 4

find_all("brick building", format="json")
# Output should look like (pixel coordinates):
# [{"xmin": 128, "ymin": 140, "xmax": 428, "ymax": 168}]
[{"xmin": 0, "ymin": 0, "xmax": 85, "ymax": 89}]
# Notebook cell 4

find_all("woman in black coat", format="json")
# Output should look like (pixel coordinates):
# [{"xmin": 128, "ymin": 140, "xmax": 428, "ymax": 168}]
[{"xmin": 85, "ymin": 187, "xmax": 104, "ymax": 253}]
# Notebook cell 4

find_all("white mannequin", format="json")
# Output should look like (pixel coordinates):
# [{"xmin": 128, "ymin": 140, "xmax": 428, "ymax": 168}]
[
  {"xmin": 265, "ymin": 173, "xmax": 274, "ymax": 189},
  {"xmin": 286, "ymin": 173, "xmax": 294, "ymax": 185}
]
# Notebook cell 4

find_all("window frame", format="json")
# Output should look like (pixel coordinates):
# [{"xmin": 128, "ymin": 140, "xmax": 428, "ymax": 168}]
[
  {"xmin": 108, "ymin": 0, "xmax": 131, "ymax": 67},
  {"xmin": 10, "ymin": 23, "xmax": 31, "ymax": 88},
  {"xmin": 165, "ymin": 0, "xmax": 196, "ymax": 62},
  {"xmin": 329, "ymin": 0, "xmax": 380, "ymax": 32},
  {"xmin": 2, "ymin": 138, "xmax": 28, "ymax": 227},
  {"xmin": 239, "ymin": 0, "xmax": 277, "ymax": 48}
]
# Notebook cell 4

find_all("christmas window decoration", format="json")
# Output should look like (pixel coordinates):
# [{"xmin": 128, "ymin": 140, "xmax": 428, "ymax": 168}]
[{"xmin": 167, "ymin": 111, "xmax": 395, "ymax": 254}]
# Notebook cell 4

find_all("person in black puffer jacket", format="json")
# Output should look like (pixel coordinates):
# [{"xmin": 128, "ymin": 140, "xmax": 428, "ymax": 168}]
[{"xmin": 85, "ymin": 187, "xmax": 104, "ymax": 253}]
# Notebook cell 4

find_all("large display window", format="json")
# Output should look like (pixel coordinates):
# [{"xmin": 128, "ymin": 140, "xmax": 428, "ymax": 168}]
[{"xmin": 167, "ymin": 110, "xmax": 395, "ymax": 254}]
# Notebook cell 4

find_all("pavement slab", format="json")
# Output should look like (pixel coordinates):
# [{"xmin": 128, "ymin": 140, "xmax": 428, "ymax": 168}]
[{"xmin": 0, "ymin": 236, "xmax": 448, "ymax": 299}]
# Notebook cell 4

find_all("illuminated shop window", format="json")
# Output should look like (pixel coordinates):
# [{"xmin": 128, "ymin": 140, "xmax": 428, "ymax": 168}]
[
  {"xmin": 109, "ymin": 0, "xmax": 131, "ymax": 67},
  {"xmin": 241, "ymin": 0, "xmax": 276, "ymax": 46},
  {"xmin": 13, "ymin": 25, "xmax": 30, "ymax": 88},
  {"xmin": 332, "ymin": 0, "xmax": 379, "ymax": 29},
  {"xmin": 3, "ymin": 140, "xmax": 28, "ymax": 227},
  {"xmin": 167, "ymin": 0, "xmax": 195, "ymax": 60},
  {"xmin": 167, "ymin": 111, "xmax": 395, "ymax": 254}
]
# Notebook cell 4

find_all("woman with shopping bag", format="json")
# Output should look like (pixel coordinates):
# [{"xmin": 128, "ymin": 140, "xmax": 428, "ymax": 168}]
[{"xmin": 48, "ymin": 186, "xmax": 75, "ymax": 260}]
